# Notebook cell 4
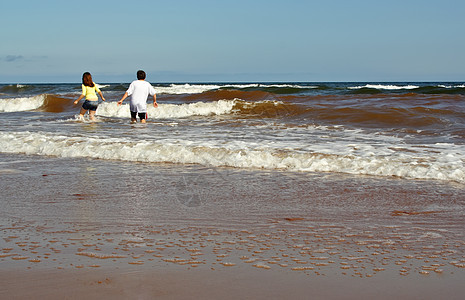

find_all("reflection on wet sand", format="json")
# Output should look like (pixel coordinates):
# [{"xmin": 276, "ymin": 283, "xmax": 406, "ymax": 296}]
[
  {"xmin": 2, "ymin": 218, "xmax": 465, "ymax": 278},
  {"xmin": 0, "ymin": 154, "xmax": 464, "ymax": 298}
]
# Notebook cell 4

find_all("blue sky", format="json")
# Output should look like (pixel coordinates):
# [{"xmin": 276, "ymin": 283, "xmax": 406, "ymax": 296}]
[{"xmin": 1, "ymin": 0, "xmax": 464, "ymax": 83}]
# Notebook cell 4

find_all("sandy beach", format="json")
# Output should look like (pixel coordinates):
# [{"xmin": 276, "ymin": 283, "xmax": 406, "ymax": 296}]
[
  {"xmin": 2, "ymin": 265, "xmax": 465, "ymax": 299},
  {"xmin": 1, "ymin": 153, "xmax": 464, "ymax": 299}
]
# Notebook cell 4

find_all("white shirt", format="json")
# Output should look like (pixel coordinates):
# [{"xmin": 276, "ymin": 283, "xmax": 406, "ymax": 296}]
[{"xmin": 126, "ymin": 80, "xmax": 156, "ymax": 113}]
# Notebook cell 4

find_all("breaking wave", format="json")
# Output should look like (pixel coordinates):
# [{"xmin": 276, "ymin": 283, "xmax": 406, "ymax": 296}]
[
  {"xmin": 0, "ymin": 95, "xmax": 46, "ymax": 112},
  {"xmin": 96, "ymin": 99, "xmax": 295, "ymax": 119},
  {"xmin": 0, "ymin": 131, "xmax": 463, "ymax": 182},
  {"xmin": 349, "ymin": 84, "xmax": 420, "ymax": 90}
]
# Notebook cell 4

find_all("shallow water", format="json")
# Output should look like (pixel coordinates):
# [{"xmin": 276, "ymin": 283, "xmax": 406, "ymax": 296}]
[
  {"xmin": 1, "ymin": 82, "xmax": 464, "ymax": 182},
  {"xmin": 1, "ymin": 154, "xmax": 464, "ymax": 279}
]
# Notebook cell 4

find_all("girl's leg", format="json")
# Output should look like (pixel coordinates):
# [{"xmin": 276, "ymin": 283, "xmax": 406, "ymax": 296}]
[
  {"xmin": 79, "ymin": 108, "xmax": 87, "ymax": 119},
  {"xmin": 89, "ymin": 110, "xmax": 96, "ymax": 121}
]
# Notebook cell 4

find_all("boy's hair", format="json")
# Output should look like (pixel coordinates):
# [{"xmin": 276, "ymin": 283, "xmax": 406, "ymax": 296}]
[
  {"xmin": 137, "ymin": 70, "xmax": 146, "ymax": 80},
  {"xmin": 82, "ymin": 72, "xmax": 94, "ymax": 87}
]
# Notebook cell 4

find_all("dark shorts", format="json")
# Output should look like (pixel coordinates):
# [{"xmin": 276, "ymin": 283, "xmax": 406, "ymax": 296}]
[
  {"xmin": 131, "ymin": 111, "xmax": 147, "ymax": 120},
  {"xmin": 82, "ymin": 100, "xmax": 98, "ymax": 111}
]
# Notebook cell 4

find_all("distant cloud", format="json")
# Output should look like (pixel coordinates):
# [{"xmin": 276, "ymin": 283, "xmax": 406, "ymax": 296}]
[
  {"xmin": 4, "ymin": 55, "xmax": 24, "ymax": 62},
  {"xmin": 32, "ymin": 55, "xmax": 48, "ymax": 60},
  {"xmin": 1, "ymin": 55, "xmax": 48, "ymax": 63}
]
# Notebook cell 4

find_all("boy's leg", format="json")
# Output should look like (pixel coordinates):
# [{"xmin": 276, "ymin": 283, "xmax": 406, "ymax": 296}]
[
  {"xmin": 139, "ymin": 112, "xmax": 147, "ymax": 124},
  {"xmin": 130, "ymin": 111, "xmax": 138, "ymax": 123}
]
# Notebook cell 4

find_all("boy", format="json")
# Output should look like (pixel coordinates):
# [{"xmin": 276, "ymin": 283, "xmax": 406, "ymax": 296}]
[{"xmin": 117, "ymin": 70, "xmax": 157, "ymax": 123}]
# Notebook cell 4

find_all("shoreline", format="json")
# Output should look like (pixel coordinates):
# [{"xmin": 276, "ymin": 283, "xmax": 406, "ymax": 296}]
[{"xmin": 1, "ymin": 153, "xmax": 464, "ymax": 299}]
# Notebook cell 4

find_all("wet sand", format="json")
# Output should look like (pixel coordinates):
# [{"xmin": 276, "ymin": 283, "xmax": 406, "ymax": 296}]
[
  {"xmin": 2, "ymin": 266, "xmax": 465, "ymax": 300},
  {"xmin": 1, "ymin": 153, "xmax": 464, "ymax": 299}
]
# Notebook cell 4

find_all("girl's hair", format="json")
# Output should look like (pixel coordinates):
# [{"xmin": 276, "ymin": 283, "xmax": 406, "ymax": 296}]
[{"xmin": 82, "ymin": 72, "xmax": 95, "ymax": 87}]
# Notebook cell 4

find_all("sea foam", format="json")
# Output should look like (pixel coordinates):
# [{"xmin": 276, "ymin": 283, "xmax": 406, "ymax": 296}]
[
  {"xmin": 97, "ymin": 100, "xmax": 238, "ymax": 119},
  {"xmin": 0, "ymin": 95, "xmax": 46, "ymax": 112},
  {"xmin": 1, "ymin": 131, "xmax": 463, "ymax": 183},
  {"xmin": 153, "ymin": 83, "xmax": 313, "ymax": 94},
  {"xmin": 155, "ymin": 84, "xmax": 222, "ymax": 94},
  {"xmin": 349, "ymin": 84, "xmax": 419, "ymax": 90}
]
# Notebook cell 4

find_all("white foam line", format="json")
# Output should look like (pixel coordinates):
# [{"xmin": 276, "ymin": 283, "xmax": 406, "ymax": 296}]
[
  {"xmin": 97, "ymin": 99, "xmax": 245, "ymax": 119},
  {"xmin": 0, "ymin": 131, "xmax": 463, "ymax": 182},
  {"xmin": 348, "ymin": 84, "xmax": 419, "ymax": 90}
]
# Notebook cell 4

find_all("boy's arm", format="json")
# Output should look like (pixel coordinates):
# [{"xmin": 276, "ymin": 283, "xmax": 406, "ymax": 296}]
[
  {"xmin": 153, "ymin": 94, "xmax": 158, "ymax": 108},
  {"xmin": 117, "ymin": 92, "xmax": 128, "ymax": 106}
]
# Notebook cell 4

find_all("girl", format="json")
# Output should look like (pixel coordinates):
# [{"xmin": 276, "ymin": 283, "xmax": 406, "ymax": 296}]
[{"xmin": 74, "ymin": 72, "xmax": 105, "ymax": 121}]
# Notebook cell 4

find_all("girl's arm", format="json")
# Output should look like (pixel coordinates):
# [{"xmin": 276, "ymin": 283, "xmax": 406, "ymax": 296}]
[
  {"xmin": 99, "ymin": 91, "xmax": 106, "ymax": 101},
  {"xmin": 74, "ymin": 94, "xmax": 85, "ymax": 105},
  {"xmin": 74, "ymin": 84, "xmax": 86, "ymax": 104}
]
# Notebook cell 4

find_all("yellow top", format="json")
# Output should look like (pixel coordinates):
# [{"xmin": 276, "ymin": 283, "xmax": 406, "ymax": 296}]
[{"xmin": 81, "ymin": 83, "xmax": 101, "ymax": 101}]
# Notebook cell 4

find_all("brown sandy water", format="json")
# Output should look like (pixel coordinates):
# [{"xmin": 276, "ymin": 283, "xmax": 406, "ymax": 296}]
[{"xmin": 1, "ymin": 153, "xmax": 464, "ymax": 299}]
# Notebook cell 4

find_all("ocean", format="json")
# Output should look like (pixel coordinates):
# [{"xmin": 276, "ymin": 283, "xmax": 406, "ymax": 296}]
[{"xmin": 0, "ymin": 82, "xmax": 464, "ymax": 182}]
